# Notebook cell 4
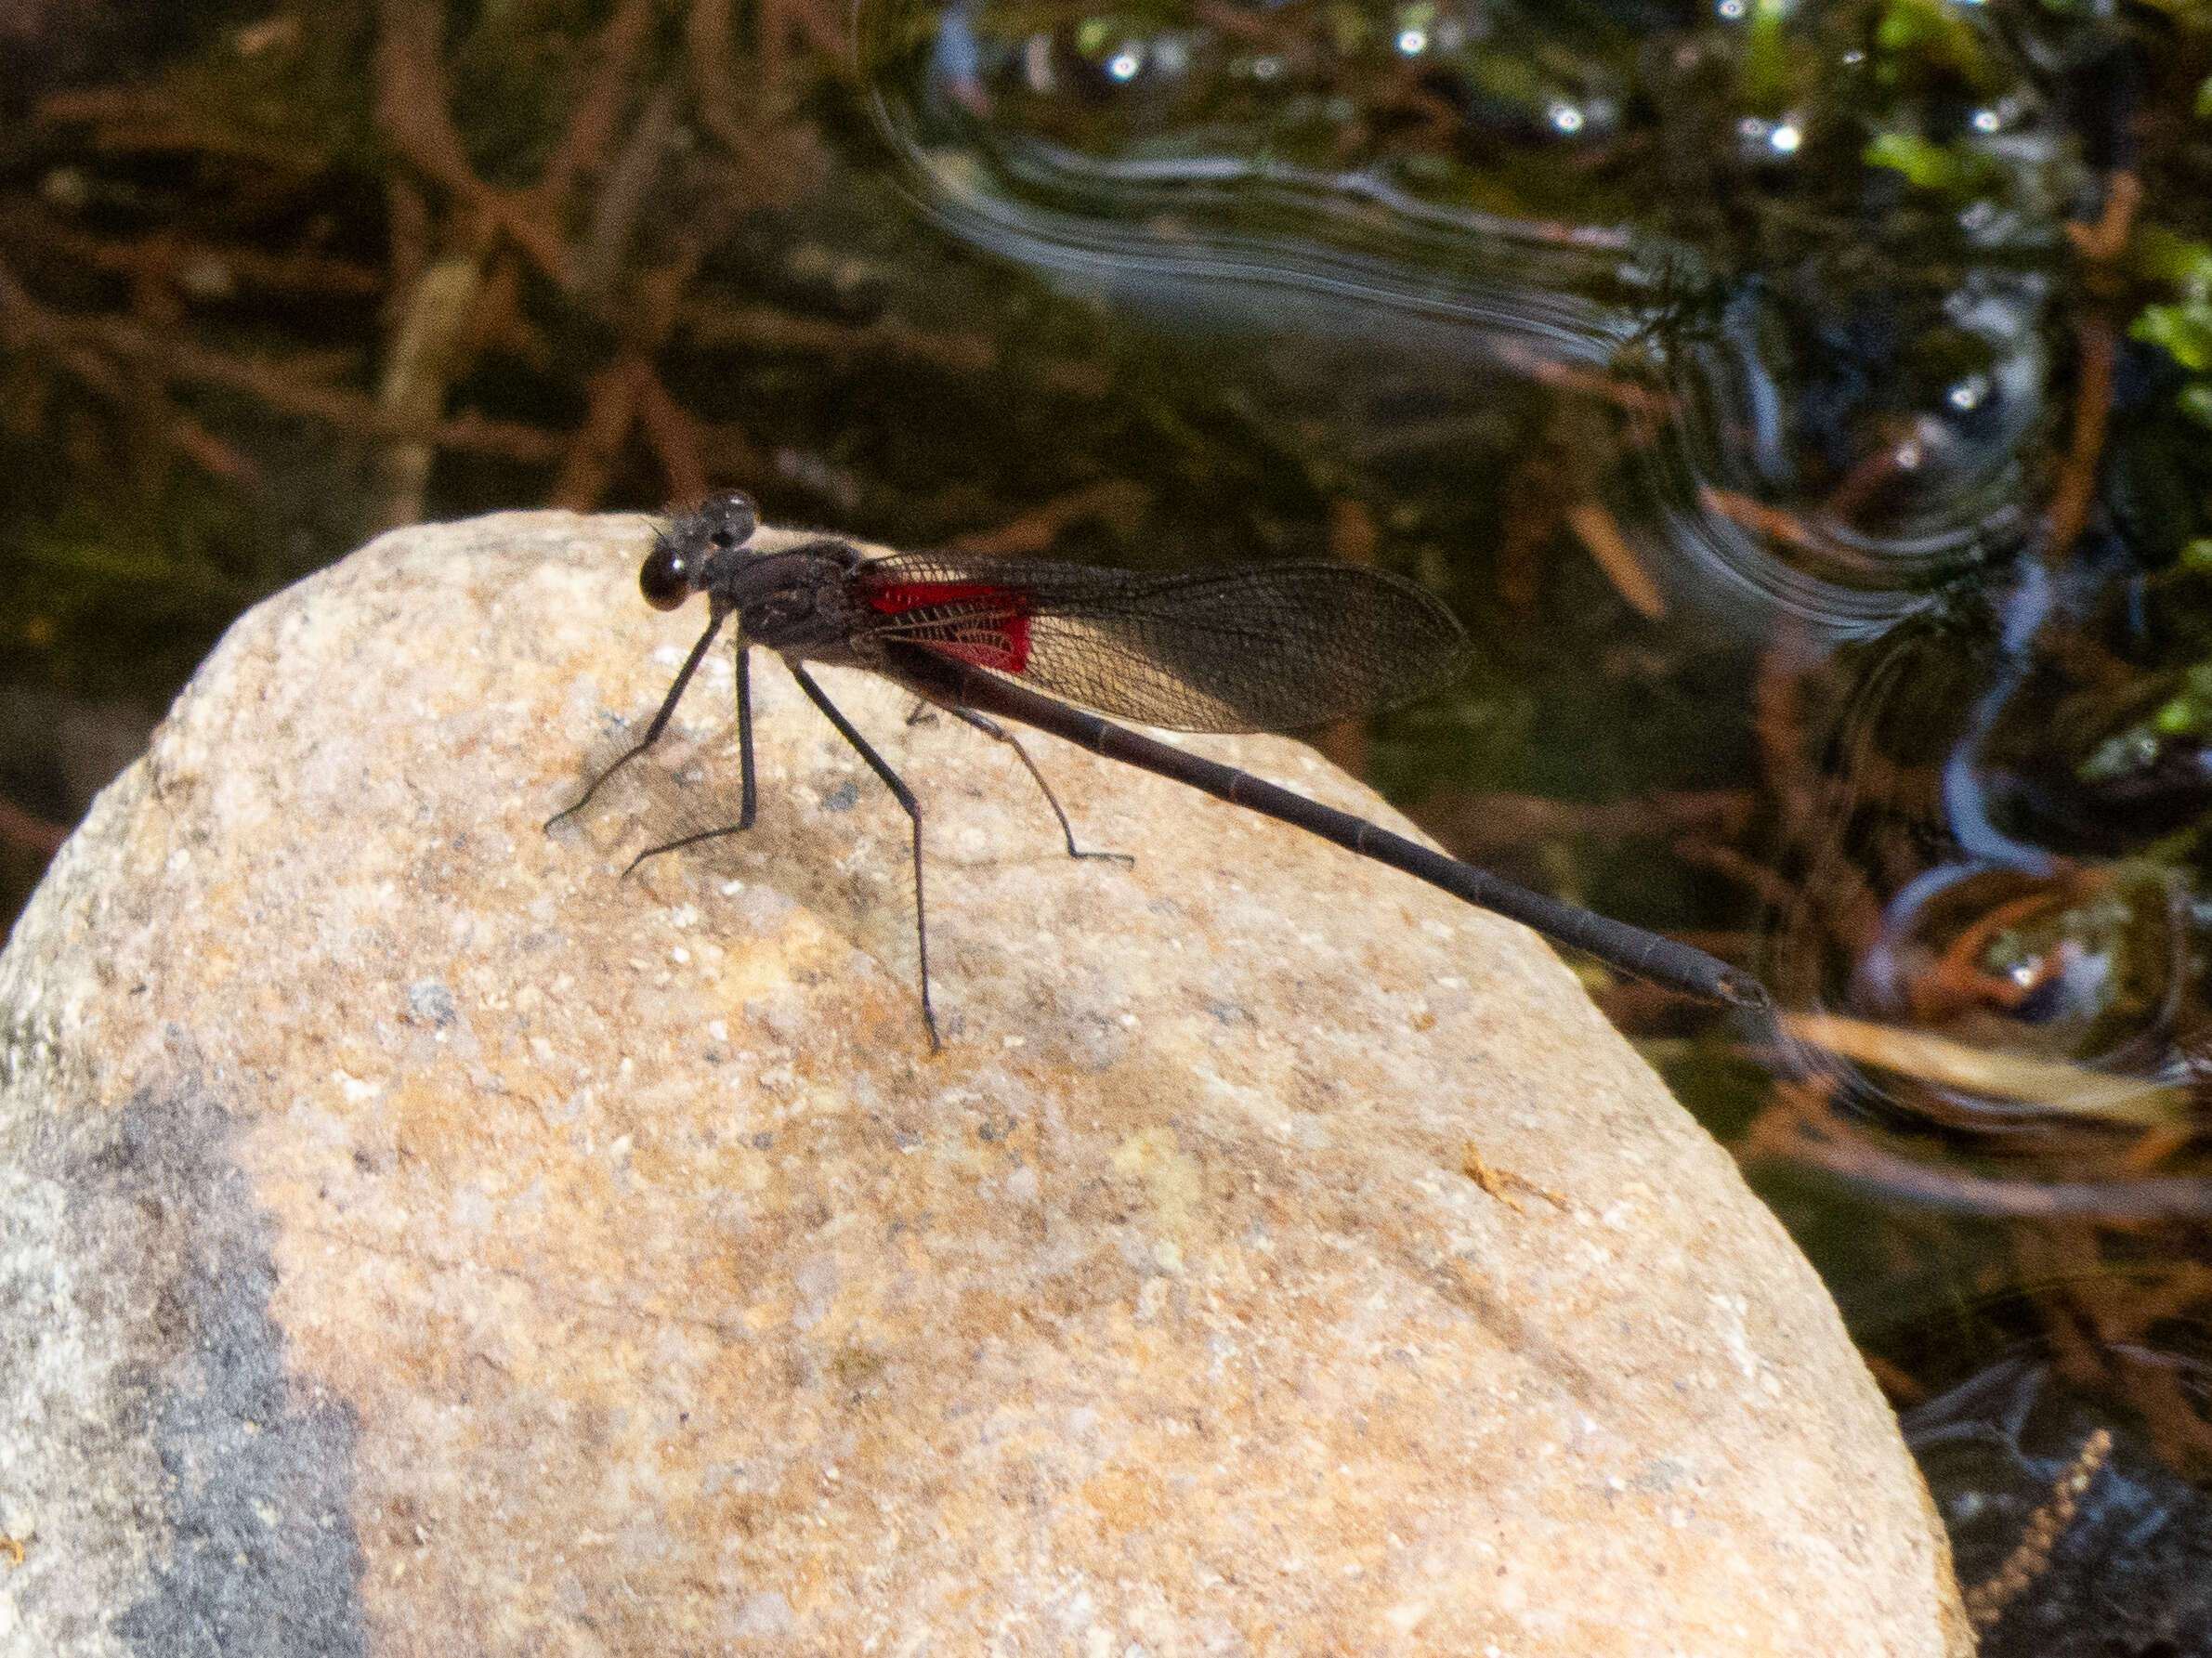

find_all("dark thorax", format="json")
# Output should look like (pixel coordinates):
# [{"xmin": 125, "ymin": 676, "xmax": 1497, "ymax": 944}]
[{"xmin": 719, "ymin": 543, "xmax": 872, "ymax": 665}]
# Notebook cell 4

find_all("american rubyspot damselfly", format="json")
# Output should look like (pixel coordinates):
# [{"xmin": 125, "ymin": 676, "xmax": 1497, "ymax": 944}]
[{"xmin": 550, "ymin": 492, "xmax": 1768, "ymax": 1047}]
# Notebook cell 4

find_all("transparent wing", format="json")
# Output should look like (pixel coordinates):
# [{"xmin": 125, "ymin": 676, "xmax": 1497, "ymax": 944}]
[
  {"xmin": 850, "ymin": 554, "xmax": 1470, "ymax": 732},
  {"xmin": 854, "ymin": 559, "xmax": 1477, "ymax": 734}
]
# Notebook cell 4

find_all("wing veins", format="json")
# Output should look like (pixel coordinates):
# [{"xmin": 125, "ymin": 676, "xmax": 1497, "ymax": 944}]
[{"xmin": 856, "ymin": 554, "xmax": 1468, "ymax": 731}]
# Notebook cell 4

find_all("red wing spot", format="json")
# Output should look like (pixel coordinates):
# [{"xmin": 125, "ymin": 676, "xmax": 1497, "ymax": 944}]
[
  {"xmin": 863, "ymin": 581, "xmax": 1020, "ymax": 613},
  {"xmin": 862, "ymin": 581, "xmax": 1033, "ymax": 672}
]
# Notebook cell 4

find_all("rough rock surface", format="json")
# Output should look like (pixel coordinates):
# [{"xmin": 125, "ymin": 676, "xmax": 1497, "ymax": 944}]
[{"xmin": 0, "ymin": 510, "xmax": 1969, "ymax": 1655}]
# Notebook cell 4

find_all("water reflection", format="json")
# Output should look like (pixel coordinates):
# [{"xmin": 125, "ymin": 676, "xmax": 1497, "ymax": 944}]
[
  {"xmin": 1674, "ymin": 268, "xmax": 2045, "ymax": 594},
  {"xmin": 864, "ymin": 0, "xmax": 2073, "ymax": 620},
  {"xmin": 1767, "ymin": 476, "xmax": 2210, "ymax": 1139}
]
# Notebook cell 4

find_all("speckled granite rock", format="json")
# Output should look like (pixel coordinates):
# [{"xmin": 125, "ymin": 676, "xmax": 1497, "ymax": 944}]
[{"xmin": 0, "ymin": 510, "xmax": 1970, "ymax": 1656}]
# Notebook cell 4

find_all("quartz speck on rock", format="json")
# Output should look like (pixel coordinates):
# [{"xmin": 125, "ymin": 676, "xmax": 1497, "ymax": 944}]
[{"xmin": 0, "ymin": 510, "xmax": 1970, "ymax": 1656}]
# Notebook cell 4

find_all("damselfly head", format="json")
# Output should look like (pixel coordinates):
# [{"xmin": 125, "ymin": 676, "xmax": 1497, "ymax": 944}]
[{"xmin": 639, "ymin": 490, "xmax": 761, "ymax": 611}]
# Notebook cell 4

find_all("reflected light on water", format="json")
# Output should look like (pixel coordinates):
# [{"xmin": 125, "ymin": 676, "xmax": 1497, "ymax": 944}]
[{"xmin": 863, "ymin": 0, "xmax": 2073, "ymax": 633}]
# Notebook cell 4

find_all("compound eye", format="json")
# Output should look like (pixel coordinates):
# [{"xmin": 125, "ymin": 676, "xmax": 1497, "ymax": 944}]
[
  {"xmin": 709, "ymin": 491, "xmax": 758, "ymax": 548},
  {"xmin": 639, "ymin": 542, "xmax": 691, "ymax": 610}
]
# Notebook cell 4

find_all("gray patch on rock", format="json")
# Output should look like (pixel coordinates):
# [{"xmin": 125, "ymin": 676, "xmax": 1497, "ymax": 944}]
[
  {"xmin": 68, "ymin": 1082, "xmax": 368, "ymax": 1658},
  {"xmin": 406, "ymin": 979, "xmax": 457, "ymax": 1027}
]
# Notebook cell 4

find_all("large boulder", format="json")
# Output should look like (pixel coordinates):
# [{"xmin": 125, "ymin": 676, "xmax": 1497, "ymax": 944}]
[{"xmin": 0, "ymin": 510, "xmax": 1968, "ymax": 1655}]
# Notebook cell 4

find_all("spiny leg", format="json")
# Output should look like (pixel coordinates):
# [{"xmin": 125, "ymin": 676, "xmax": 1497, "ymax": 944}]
[
  {"xmin": 621, "ymin": 648, "xmax": 761, "ymax": 872},
  {"xmin": 545, "ymin": 605, "xmax": 729, "ymax": 830},
  {"xmin": 788, "ymin": 663, "xmax": 940, "ymax": 1052},
  {"xmin": 945, "ymin": 708, "xmax": 1132, "ymax": 865}
]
